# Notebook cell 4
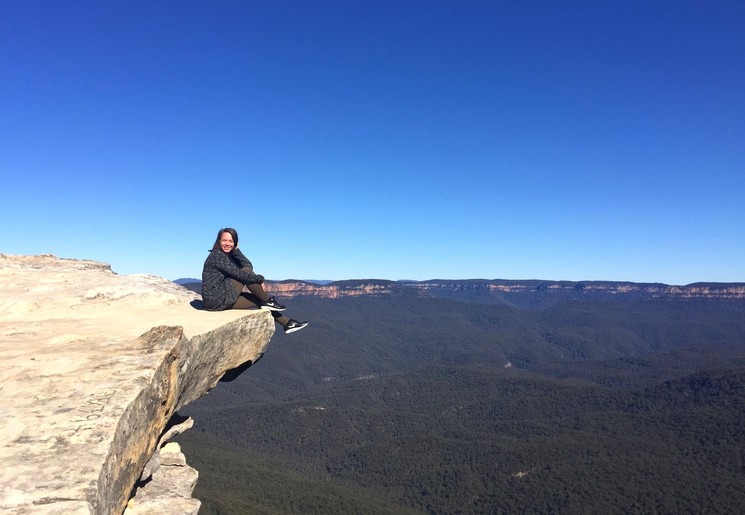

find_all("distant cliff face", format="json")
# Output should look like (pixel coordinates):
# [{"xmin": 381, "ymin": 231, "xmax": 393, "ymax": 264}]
[
  {"xmin": 263, "ymin": 279, "xmax": 745, "ymax": 307},
  {"xmin": 268, "ymin": 280, "xmax": 396, "ymax": 298},
  {"xmin": 0, "ymin": 254, "xmax": 274, "ymax": 515}
]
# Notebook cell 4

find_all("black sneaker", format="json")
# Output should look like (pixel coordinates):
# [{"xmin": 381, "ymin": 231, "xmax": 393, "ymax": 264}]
[
  {"xmin": 260, "ymin": 296, "xmax": 286, "ymax": 311},
  {"xmin": 284, "ymin": 319, "xmax": 309, "ymax": 334}
]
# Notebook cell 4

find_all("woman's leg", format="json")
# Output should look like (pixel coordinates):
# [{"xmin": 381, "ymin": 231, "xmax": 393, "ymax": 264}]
[
  {"xmin": 245, "ymin": 282, "xmax": 271, "ymax": 303},
  {"xmin": 232, "ymin": 293, "xmax": 290, "ymax": 326},
  {"xmin": 230, "ymin": 267, "xmax": 271, "ymax": 302},
  {"xmin": 229, "ymin": 274, "xmax": 290, "ymax": 327},
  {"xmin": 271, "ymin": 311, "xmax": 290, "ymax": 327},
  {"xmin": 229, "ymin": 275, "xmax": 263, "ymax": 307}
]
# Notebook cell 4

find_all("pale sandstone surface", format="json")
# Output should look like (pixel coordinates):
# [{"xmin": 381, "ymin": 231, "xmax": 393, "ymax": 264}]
[
  {"xmin": 0, "ymin": 254, "xmax": 274, "ymax": 514},
  {"xmin": 124, "ymin": 442, "xmax": 201, "ymax": 515}
]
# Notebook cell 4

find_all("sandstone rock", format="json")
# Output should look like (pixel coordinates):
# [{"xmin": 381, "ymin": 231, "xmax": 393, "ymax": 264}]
[
  {"xmin": 159, "ymin": 442, "xmax": 187, "ymax": 467},
  {"xmin": 125, "ymin": 442, "xmax": 200, "ymax": 515},
  {"xmin": 0, "ymin": 254, "xmax": 275, "ymax": 514}
]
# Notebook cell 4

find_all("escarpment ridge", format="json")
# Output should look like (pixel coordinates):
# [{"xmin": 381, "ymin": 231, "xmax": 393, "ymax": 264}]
[
  {"xmin": 0, "ymin": 254, "xmax": 274, "ymax": 514},
  {"xmin": 178, "ymin": 278, "xmax": 745, "ymax": 307}
]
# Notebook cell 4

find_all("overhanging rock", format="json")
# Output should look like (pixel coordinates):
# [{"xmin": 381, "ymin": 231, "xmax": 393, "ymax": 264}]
[{"xmin": 0, "ymin": 254, "xmax": 274, "ymax": 514}]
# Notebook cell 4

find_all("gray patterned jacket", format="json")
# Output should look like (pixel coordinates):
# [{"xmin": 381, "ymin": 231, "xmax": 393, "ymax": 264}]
[{"xmin": 201, "ymin": 248, "xmax": 265, "ymax": 310}]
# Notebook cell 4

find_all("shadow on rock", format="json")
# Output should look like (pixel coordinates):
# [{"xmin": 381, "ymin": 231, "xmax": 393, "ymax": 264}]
[{"xmin": 220, "ymin": 353, "xmax": 264, "ymax": 382}]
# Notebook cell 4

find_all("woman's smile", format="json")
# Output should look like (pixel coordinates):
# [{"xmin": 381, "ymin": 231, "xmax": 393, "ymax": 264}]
[{"xmin": 220, "ymin": 233, "xmax": 235, "ymax": 253}]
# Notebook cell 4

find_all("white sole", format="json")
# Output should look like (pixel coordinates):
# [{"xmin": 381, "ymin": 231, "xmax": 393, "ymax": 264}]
[
  {"xmin": 285, "ymin": 322, "xmax": 308, "ymax": 334},
  {"xmin": 260, "ymin": 305, "xmax": 286, "ymax": 311}
]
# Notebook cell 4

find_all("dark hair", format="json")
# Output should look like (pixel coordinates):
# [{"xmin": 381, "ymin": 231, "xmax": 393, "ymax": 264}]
[{"xmin": 211, "ymin": 227, "xmax": 239, "ymax": 251}]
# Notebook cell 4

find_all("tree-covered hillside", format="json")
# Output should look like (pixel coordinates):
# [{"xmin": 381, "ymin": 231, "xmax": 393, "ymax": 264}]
[{"xmin": 177, "ymin": 296, "xmax": 745, "ymax": 513}]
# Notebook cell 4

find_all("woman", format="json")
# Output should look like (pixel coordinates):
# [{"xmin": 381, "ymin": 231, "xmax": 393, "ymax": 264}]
[{"xmin": 201, "ymin": 227, "xmax": 308, "ymax": 334}]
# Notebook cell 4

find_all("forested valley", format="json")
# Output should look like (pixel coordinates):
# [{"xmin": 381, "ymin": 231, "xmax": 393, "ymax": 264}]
[{"xmin": 176, "ymin": 295, "xmax": 745, "ymax": 514}]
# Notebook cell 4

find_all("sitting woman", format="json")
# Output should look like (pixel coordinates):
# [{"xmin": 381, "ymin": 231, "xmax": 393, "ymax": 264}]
[{"xmin": 201, "ymin": 227, "xmax": 308, "ymax": 334}]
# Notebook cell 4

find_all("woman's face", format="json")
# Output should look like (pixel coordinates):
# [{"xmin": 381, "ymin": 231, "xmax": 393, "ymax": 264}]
[{"xmin": 219, "ymin": 232, "xmax": 235, "ymax": 253}]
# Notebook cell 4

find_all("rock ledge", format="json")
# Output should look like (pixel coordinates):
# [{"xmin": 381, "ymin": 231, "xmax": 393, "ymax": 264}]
[{"xmin": 0, "ymin": 254, "xmax": 274, "ymax": 514}]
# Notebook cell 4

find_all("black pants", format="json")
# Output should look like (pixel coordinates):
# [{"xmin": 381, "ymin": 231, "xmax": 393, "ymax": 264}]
[{"xmin": 229, "ymin": 268, "xmax": 289, "ymax": 327}]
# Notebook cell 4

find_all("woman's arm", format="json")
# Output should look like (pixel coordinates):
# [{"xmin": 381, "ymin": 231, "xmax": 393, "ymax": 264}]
[
  {"xmin": 232, "ymin": 248, "xmax": 253, "ymax": 270},
  {"xmin": 213, "ymin": 251, "xmax": 264, "ymax": 284}
]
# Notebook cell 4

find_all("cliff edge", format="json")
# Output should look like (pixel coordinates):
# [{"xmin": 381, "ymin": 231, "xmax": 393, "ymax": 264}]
[{"xmin": 0, "ymin": 254, "xmax": 274, "ymax": 514}]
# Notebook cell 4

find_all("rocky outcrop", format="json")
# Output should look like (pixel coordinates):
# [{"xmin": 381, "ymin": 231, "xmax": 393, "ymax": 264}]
[{"xmin": 0, "ymin": 254, "xmax": 274, "ymax": 514}]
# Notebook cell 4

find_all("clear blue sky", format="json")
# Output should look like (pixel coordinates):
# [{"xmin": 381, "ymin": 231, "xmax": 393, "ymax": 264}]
[{"xmin": 2, "ymin": 1, "xmax": 743, "ymax": 284}]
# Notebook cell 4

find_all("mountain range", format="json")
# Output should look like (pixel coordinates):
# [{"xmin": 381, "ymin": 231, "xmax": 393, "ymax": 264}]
[{"xmin": 177, "ymin": 277, "xmax": 745, "ymax": 308}]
